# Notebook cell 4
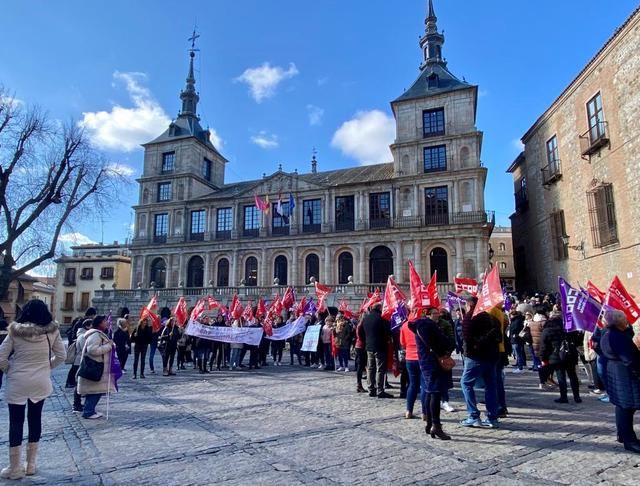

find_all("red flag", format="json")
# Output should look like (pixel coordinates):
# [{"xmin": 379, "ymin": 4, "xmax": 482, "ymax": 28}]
[
  {"xmin": 282, "ymin": 287, "xmax": 296, "ymax": 310},
  {"xmin": 140, "ymin": 295, "xmax": 161, "ymax": 332},
  {"xmin": 472, "ymin": 266, "xmax": 504, "ymax": 317},
  {"xmin": 255, "ymin": 195, "xmax": 269, "ymax": 212},
  {"xmin": 230, "ymin": 295, "xmax": 243, "ymax": 320},
  {"xmin": 315, "ymin": 282, "xmax": 332, "ymax": 312},
  {"xmin": 604, "ymin": 276, "xmax": 640, "ymax": 324},
  {"xmin": 218, "ymin": 304, "xmax": 229, "ymax": 319},
  {"xmin": 381, "ymin": 276, "xmax": 407, "ymax": 320},
  {"xmin": 338, "ymin": 298, "xmax": 355, "ymax": 319},
  {"xmin": 361, "ymin": 289, "xmax": 382, "ymax": 314},
  {"xmin": 455, "ymin": 277, "xmax": 478, "ymax": 295},
  {"xmin": 296, "ymin": 296, "xmax": 307, "ymax": 317},
  {"xmin": 242, "ymin": 302, "xmax": 254, "ymax": 321},
  {"xmin": 256, "ymin": 298, "xmax": 267, "ymax": 318},
  {"xmin": 330, "ymin": 332, "xmax": 338, "ymax": 358},
  {"xmin": 270, "ymin": 294, "xmax": 283, "ymax": 316},
  {"xmin": 207, "ymin": 295, "xmax": 220, "ymax": 310},
  {"xmin": 586, "ymin": 280, "xmax": 606, "ymax": 303},
  {"xmin": 408, "ymin": 260, "xmax": 431, "ymax": 316},
  {"xmin": 173, "ymin": 296, "xmax": 188, "ymax": 327},
  {"xmin": 426, "ymin": 271, "xmax": 441, "ymax": 310},
  {"xmin": 262, "ymin": 315, "xmax": 274, "ymax": 336},
  {"xmin": 189, "ymin": 299, "xmax": 206, "ymax": 321}
]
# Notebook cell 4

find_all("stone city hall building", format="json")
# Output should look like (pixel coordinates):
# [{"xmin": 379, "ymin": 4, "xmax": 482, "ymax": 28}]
[
  {"xmin": 508, "ymin": 6, "xmax": 640, "ymax": 294},
  {"xmin": 104, "ymin": 2, "xmax": 493, "ymax": 309}
]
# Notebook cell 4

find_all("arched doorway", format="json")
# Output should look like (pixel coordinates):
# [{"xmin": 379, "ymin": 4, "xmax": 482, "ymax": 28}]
[
  {"xmin": 186, "ymin": 256, "xmax": 204, "ymax": 287},
  {"xmin": 149, "ymin": 258, "xmax": 167, "ymax": 288},
  {"xmin": 430, "ymin": 247, "xmax": 449, "ymax": 282},
  {"xmin": 305, "ymin": 254, "xmax": 319, "ymax": 284},
  {"xmin": 369, "ymin": 246, "xmax": 393, "ymax": 284},
  {"xmin": 338, "ymin": 251, "xmax": 353, "ymax": 284},
  {"xmin": 217, "ymin": 258, "xmax": 229, "ymax": 287},
  {"xmin": 244, "ymin": 257, "xmax": 258, "ymax": 287},
  {"xmin": 274, "ymin": 255, "xmax": 288, "ymax": 285}
]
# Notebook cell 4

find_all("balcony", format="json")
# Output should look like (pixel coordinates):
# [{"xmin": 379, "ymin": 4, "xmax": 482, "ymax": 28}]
[
  {"xmin": 335, "ymin": 220, "xmax": 355, "ymax": 232},
  {"xmin": 153, "ymin": 234, "xmax": 167, "ymax": 244},
  {"xmin": 189, "ymin": 232, "xmax": 205, "ymax": 242},
  {"xmin": 302, "ymin": 223, "xmax": 322, "ymax": 234},
  {"xmin": 215, "ymin": 230, "xmax": 232, "ymax": 241},
  {"xmin": 542, "ymin": 159, "xmax": 562, "ymax": 186},
  {"xmin": 63, "ymin": 279, "xmax": 76, "ymax": 287},
  {"xmin": 369, "ymin": 218, "xmax": 391, "ymax": 230},
  {"xmin": 271, "ymin": 226, "xmax": 290, "ymax": 236},
  {"xmin": 580, "ymin": 121, "xmax": 610, "ymax": 158},
  {"xmin": 394, "ymin": 215, "xmax": 422, "ymax": 228},
  {"xmin": 242, "ymin": 228, "xmax": 259, "ymax": 238}
]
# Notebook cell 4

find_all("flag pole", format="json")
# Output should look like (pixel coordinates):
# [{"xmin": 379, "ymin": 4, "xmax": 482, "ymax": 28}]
[{"xmin": 106, "ymin": 355, "xmax": 112, "ymax": 421}]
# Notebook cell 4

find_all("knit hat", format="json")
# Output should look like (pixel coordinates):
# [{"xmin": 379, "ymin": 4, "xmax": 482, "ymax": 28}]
[{"xmin": 16, "ymin": 299, "xmax": 53, "ymax": 326}]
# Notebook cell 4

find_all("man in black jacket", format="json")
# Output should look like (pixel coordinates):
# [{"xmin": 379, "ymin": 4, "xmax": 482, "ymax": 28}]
[
  {"xmin": 362, "ymin": 305, "xmax": 392, "ymax": 398},
  {"xmin": 459, "ymin": 298, "xmax": 502, "ymax": 428}
]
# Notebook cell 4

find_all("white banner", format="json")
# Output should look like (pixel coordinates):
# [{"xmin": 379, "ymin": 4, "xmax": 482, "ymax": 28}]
[
  {"xmin": 266, "ymin": 317, "xmax": 307, "ymax": 341},
  {"xmin": 185, "ymin": 320, "xmax": 263, "ymax": 346},
  {"xmin": 300, "ymin": 324, "xmax": 321, "ymax": 352}
]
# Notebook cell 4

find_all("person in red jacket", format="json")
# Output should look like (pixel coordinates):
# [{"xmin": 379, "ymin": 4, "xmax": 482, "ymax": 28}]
[
  {"xmin": 400, "ymin": 320, "xmax": 424, "ymax": 419},
  {"xmin": 354, "ymin": 315, "xmax": 367, "ymax": 393}
]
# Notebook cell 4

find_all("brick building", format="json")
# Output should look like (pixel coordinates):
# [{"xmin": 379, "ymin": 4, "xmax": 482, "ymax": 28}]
[
  {"xmin": 508, "ymin": 6, "xmax": 640, "ymax": 294},
  {"xmin": 489, "ymin": 226, "xmax": 515, "ymax": 291}
]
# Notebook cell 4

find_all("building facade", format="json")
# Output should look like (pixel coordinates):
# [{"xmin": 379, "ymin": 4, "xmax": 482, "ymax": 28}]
[
  {"xmin": 489, "ymin": 226, "xmax": 515, "ymax": 291},
  {"xmin": 0, "ymin": 274, "xmax": 53, "ymax": 321},
  {"xmin": 508, "ymin": 6, "xmax": 640, "ymax": 294},
  {"xmin": 55, "ymin": 243, "xmax": 131, "ymax": 325},
  {"xmin": 125, "ymin": 2, "xmax": 492, "ymax": 307}
]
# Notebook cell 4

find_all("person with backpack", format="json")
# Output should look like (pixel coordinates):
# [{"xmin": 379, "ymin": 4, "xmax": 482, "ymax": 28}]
[
  {"xmin": 65, "ymin": 307, "xmax": 97, "ymax": 388},
  {"xmin": 539, "ymin": 315, "xmax": 582, "ymax": 404}
]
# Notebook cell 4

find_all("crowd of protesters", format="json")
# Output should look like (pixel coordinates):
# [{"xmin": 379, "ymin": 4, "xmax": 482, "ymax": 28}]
[{"xmin": 1, "ymin": 289, "xmax": 640, "ymax": 478}]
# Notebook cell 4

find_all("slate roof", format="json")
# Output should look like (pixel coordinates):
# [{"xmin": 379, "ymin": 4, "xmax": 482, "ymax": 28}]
[
  {"xmin": 393, "ymin": 63, "xmax": 473, "ymax": 103},
  {"xmin": 144, "ymin": 115, "xmax": 225, "ymax": 159},
  {"xmin": 200, "ymin": 163, "xmax": 395, "ymax": 200}
]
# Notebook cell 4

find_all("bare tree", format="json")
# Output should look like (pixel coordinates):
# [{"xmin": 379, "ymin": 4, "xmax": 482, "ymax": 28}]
[{"xmin": 0, "ymin": 87, "xmax": 125, "ymax": 301}]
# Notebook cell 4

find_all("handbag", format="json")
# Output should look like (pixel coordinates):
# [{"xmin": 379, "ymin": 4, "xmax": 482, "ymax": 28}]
[
  {"xmin": 77, "ymin": 332, "xmax": 105, "ymax": 382},
  {"xmin": 415, "ymin": 326, "xmax": 456, "ymax": 372},
  {"xmin": 65, "ymin": 341, "xmax": 78, "ymax": 365}
]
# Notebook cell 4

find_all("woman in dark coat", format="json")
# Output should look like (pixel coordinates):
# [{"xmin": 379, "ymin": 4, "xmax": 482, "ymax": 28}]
[
  {"xmin": 113, "ymin": 318, "xmax": 131, "ymax": 372},
  {"xmin": 600, "ymin": 310, "xmax": 640, "ymax": 453},
  {"xmin": 159, "ymin": 317, "xmax": 180, "ymax": 376},
  {"xmin": 539, "ymin": 316, "xmax": 581, "ymax": 404},
  {"xmin": 410, "ymin": 307, "xmax": 452, "ymax": 440},
  {"xmin": 131, "ymin": 318, "xmax": 153, "ymax": 379}
]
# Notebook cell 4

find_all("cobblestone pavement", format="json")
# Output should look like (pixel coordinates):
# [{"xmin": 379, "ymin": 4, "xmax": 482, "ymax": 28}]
[{"xmin": 1, "ymin": 356, "xmax": 639, "ymax": 485}]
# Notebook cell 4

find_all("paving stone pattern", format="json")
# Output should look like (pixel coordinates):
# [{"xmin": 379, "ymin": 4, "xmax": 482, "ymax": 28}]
[{"xmin": 1, "ymin": 357, "xmax": 639, "ymax": 485}]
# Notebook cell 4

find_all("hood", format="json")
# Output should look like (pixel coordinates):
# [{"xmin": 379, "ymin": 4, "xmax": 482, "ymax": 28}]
[
  {"xmin": 533, "ymin": 314, "xmax": 547, "ymax": 323},
  {"xmin": 9, "ymin": 321, "xmax": 58, "ymax": 339}
]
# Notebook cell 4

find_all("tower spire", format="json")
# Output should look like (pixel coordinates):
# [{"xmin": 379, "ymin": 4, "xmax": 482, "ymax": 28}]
[
  {"xmin": 179, "ymin": 29, "xmax": 200, "ymax": 118},
  {"xmin": 420, "ymin": 0, "xmax": 445, "ymax": 70}
]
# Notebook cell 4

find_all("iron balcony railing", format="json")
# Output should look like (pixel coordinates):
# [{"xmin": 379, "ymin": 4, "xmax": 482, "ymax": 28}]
[
  {"xmin": 580, "ymin": 121, "xmax": 609, "ymax": 157},
  {"xmin": 542, "ymin": 159, "xmax": 562, "ymax": 186}
]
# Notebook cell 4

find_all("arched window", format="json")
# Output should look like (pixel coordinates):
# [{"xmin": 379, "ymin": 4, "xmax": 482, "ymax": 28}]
[
  {"xmin": 149, "ymin": 258, "xmax": 166, "ymax": 288},
  {"xmin": 499, "ymin": 243, "xmax": 506, "ymax": 252},
  {"xmin": 217, "ymin": 258, "xmax": 229, "ymax": 287},
  {"xmin": 305, "ymin": 254, "xmax": 319, "ymax": 284},
  {"xmin": 274, "ymin": 255, "xmax": 288, "ymax": 285},
  {"xmin": 186, "ymin": 256, "xmax": 204, "ymax": 287},
  {"xmin": 500, "ymin": 262, "xmax": 507, "ymax": 271},
  {"xmin": 430, "ymin": 247, "xmax": 449, "ymax": 282},
  {"xmin": 244, "ymin": 257, "xmax": 258, "ymax": 287},
  {"xmin": 338, "ymin": 252, "xmax": 353, "ymax": 284},
  {"xmin": 369, "ymin": 246, "xmax": 393, "ymax": 284}
]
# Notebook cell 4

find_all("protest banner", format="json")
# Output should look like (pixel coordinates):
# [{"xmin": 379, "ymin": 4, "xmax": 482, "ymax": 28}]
[
  {"xmin": 301, "ymin": 324, "xmax": 321, "ymax": 352},
  {"xmin": 185, "ymin": 319, "xmax": 263, "ymax": 346},
  {"xmin": 266, "ymin": 317, "xmax": 307, "ymax": 341}
]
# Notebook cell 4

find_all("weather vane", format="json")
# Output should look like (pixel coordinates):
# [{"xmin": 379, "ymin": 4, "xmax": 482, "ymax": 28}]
[{"xmin": 188, "ymin": 27, "xmax": 200, "ymax": 53}]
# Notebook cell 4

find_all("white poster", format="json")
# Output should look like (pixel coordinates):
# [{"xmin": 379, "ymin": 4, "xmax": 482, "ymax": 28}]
[
  {"xmin": 300, "ymin": 324, "xmax": 321, "ymax": 352},
  {"xmin": 266, "ymin": 317, "xmax": 307, "ymax": 341}
]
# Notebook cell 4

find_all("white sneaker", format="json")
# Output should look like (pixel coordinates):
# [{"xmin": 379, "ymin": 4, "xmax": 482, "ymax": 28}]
[
  {"xmin": 344, "ymin": 368, "xmax": 350, "ymax": 373},
  {"xmin": 441, "ymin": 401, "xmax": 456, "ymax": 413},
  {"xmin": 336, "ymin": 367, "xmax": 343, "ymax": 372},
  {"xmin": 85, "ymin": 413, "xmax": 103, "ymax": 420},
  {"xmin": 318, "ymin": 364, "xmax": 325, "ymax": 370},
  {"xmin": 512, "ymin": 369, "xmax": 524, "ymax": 374}
]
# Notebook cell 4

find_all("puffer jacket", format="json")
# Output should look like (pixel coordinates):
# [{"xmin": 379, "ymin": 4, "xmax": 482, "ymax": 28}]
[
  {"xmin": 0, "ymin": 321, "xmax": 66, "ymax": 404},
  {"xmin": 77, "ymin": 329, "xmax": 116, "ymax": 396},
  {"xmin": 530, "ymin": 313, "xmax": 547, "ymax": 354},
  {"xmin": 539, "ymin": 317, "xmax": 578, "ymax": 366}
]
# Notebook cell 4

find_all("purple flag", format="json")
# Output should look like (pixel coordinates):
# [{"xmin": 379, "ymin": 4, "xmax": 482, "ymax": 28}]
[
  {"xmin": 390, "ymin": 302, "xmax": 407, "ymax": 330},
  {"xmin": 502, "ymin": 288, "xmax": 512, "ymax": 312},
  {"xmin": 110, "ymin": 348, "xmax": 123, "ymax": 391},
  {"xmin": 559, "ymin": 277, "xmax": 601, "ymax": 332},
  {"xmin": 304, "ymin": 297, "xmax": 317, "ymax": 316},
  {"xmin": 446, "ymin": 291, "xmax": 466, "ymax": 312},
  {"xmin": 106, "ymin": 311, "xmax": 113, "ymax": 339}
]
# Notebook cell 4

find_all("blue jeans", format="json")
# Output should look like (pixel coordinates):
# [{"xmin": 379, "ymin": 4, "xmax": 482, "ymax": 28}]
[
  {"xmin": 149, "ymin": 342, "xmax": 157, "ymax": 371},
  {"xmin": 405, "ymin": 360, "xmax": 421, "ymax": 413},
  {"xmin": 82, "ymin": 394, "xmax": 103, "ymax": 417},
  {"xmin": 514, "ymin": 342, "xmax": 526, "ymax": 370},
  {"xmin": 528, "ymin": 344, "xmax": 540, "ymax": 370},
  {"xmin": 496, "ymin": 361, "xmax": 506, "ymax": 413},
  {"xmin": 597, "ymin": 356, "xmax": 608, "ymax": 392},
  {"xmin": 230, "ymin": 348, "xmax": 242, "ymax": 367},
  {"xmin": 323, "ymin": 344, "xmax": 335, "ymax": 370},
  {"xmin": 460, "ymin": 357, "xmax": 499, "ymax": 421},
  {"xmin": 338, "ymin": 348, "xmax": 350, "ymax": 369}
]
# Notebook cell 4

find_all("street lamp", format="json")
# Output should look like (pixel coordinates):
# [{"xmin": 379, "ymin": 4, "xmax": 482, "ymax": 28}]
[
  {"xmin": 562, "ymin": 234, "xmax": 585, "ymax": 258},
  {"xmin": 488, "ymin": 244, "xmax": 495, "ymax": 260}
]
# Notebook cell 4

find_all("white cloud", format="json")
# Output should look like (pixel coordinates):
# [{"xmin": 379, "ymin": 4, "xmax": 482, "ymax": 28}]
[
  {"xmin": 235, "ymin": 62, "xmax": 299, "ymax": 103},
  {"xmin": 58, "ymin": 232, "xmax": 98, "ymax": 246},
  {"xmin": 512, "ymin": 138, "xmax": 525, "ymax": 153},
  {"xmin": 317, "ymin": 77, "xmax": 328, "ymax": 87},
  {"xmin": 0, "ymin": 95, "xmax": 24, "ymax": 107},
  {"xmin": 209, "ymin": 129, "xmax": 223, "ymax": 149},
  {"xmin": 251, "ymin": 131, "xmax": 279, "ymax": 149},
  {"xmin": 331, "ymin": 110, "xmax": 395, "ymax": 165},
  {"xmin": 105, "ymin": 162, "xmax": 136, "ymax": 177},
  {"xmin": 80, "ymin": 71, "xmax": 171, "ymax": 152},
  {"xmin": 307, "ymin": 104, "xmax": 325, "ymax": 126}
]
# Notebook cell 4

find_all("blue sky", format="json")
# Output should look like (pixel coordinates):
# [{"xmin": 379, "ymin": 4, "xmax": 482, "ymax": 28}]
[{"xmin": 2, "ymin": 0, "xmax": 638, "ymax": 257}]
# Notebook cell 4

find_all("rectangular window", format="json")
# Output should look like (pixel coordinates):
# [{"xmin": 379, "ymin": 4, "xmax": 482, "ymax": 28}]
[
  {"xmin": 423, "ymin": 145, "xmax": 447, "ymax": 173},
  {"xmin": 335, "ymin": 195, "xmax": 355, "ymax": 231},
  {"xmin": 202, "ymin": 158, "xmax": 212, "ymax": 181},
  {"xmin": 161, "ymin": 152, "xmax": 175, "ymax": 173},
  {"xmin": 543, "ymin": 136, "xmax": 561, "ymax": 184},
  {"xmin": 190, "ymin": 210, "xmax": 206, "ymax": 240},
  {"xmin": 216, "ymin": 207, "xmax": 232, "ymax": 240},
  {"xmin": 303, "ymin": 199, "xmax": 322, "ymax": 233},
  {"xmin": 63, "ymin": 292, "xmax": 74, "ymax": 310},
  {"xmin": 80, "ymin": 267, "xmax": 93, "ymax": 280},
  {"xmin": 369, "ymin": 192, "xmax": 391, "ymax": 229},
  {"xmin": 546, "ymin": 136, "xmax": 559, "ymax": 165},
  {"xmin": 587, "ymin": 183, "xmax": 618, "ymax": 248},
  {"xmin": 157, "ymin": 182, "xmax": 172, "ymax": 202},
  {"xmin": 272, "ymin": 202, "xmax": 290, "ymax": 236},
  {"xmin": 154, "ymin": 213, "xmax": 168, "ymax": 243},
  {"xmin": 100, "ymin": 267, "xmax": 114, "ymax": 279},
  {"xmin": 80, "ymin": 292, "xmax": 90, "ymax": 311},
  {"xmin": 587, "ymin": 92, "xmax": 605, "ymax": 142},
  {"xmin": 424, "ymin": 186, "xmax": 449, "ymax": 225},
  {"xmin": 243, "ymin": 205, "xmax": 260, "ymax": 237},
  {"xmin": 64, "ymin": 268, "xmax": 76, "ymax": 286},
  {"xmin": 423, "ymin": 108, "xmax": 445, "ymax": 137},
  {"xmin": 550, "ymin": 210, "xmax": 568, "ymax": 260}
]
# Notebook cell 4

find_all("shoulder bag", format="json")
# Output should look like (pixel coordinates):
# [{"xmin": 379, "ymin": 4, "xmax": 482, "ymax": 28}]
[
  {"xmin": 415, "ymin": 325, "xmax": 456, "ymax": 372},
  {"xmin": 77, "ymin": 331, "xmax": 105, "ymax": 382}
]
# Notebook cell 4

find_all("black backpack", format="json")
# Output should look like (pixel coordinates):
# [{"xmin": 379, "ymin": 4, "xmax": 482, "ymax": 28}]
[{"xmin": 558, "ymin": 337, "xmax": 577, "ymax": 363}]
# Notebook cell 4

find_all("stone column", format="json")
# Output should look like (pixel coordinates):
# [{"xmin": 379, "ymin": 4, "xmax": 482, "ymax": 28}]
[
  {"xmin": 291, "ymin": 246, "xmax": 298, "ymax": 286},
  {"xmin": 393, "ymin": 187, "xmax": 400, "ymax": 220},
  {"xmin": 413, "ymin": 240, "xmax": 422, "ymax": 276},
  {"xmin": 452, "ymin": 180, "xmax": 459, "ymax": 213},
  {"xmin": 324, "ymin": 245, "xmax": 331, "ymax": 284},
  {"xmin": 178, "ymin": 253, "xmax": 185, "ymax": 287},
  {"xmin": 413, "ymin": 183, "xmax": 420, "ymax": 218},
  {"xmin": 475, "ymin": 237, "xmax": 484, "ymax": 280},
  {"xmin": 394, "ymin": 241, "xmax": 402, "ymax": 282},
  {"xmin": 261, "ymin": 248, "xmax": 268, "ymax": 286},
  {"xmin": 231, "ymin": 250, "xmax": 238, "ymax": 286},
  {"xmin": 359, "ymin": 243, "xmax": 366, "ymax": 284},
  {"xmin": 233, "ymin": 203, "xmax": 240, "ymax": 238},
  {"xmin": 204, "ymin": 252, "xmax": 211, "ymax": 286},
  {"xmin": 455, "ymin": 238, "xmax": 464, "ymax": 277}
]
